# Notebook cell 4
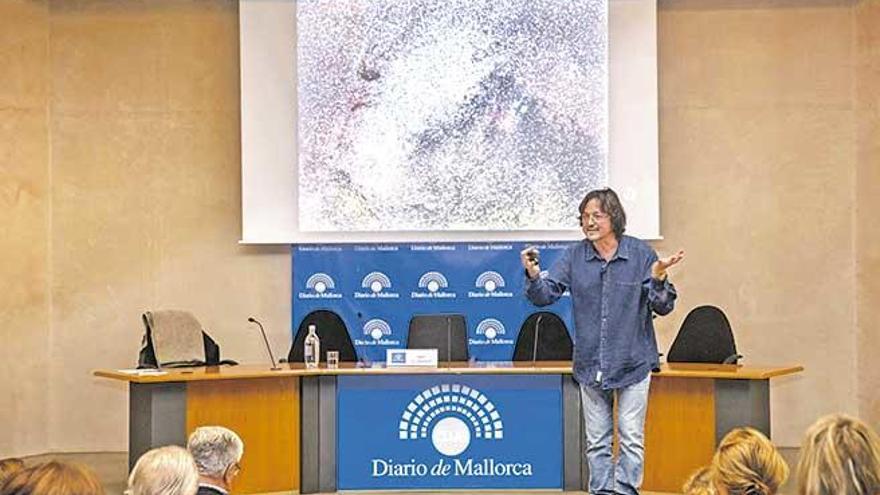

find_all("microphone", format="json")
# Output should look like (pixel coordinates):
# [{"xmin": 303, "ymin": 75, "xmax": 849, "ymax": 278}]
[
  {"xmin": 446, "ymin": 316, "xmax": 453, "ymax": 366},
  {"xmin": 531, "ymin": 314, "xmax": 544, "ymax": 363},
  {"xmin": 248, "ymin": 317, "xmax": 281, "ymax": 371}
]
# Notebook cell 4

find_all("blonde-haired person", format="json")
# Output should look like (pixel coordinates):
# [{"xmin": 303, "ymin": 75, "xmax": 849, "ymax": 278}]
[
  {"xmin": 127, "ymin": 446, "xmax": 199, "ymax": 495},
  {"xmin": 683, "ymin": 465, "xmax": 715, "ymax": 495},
  {"xmin": 0, "ymin": 459, "xmax": 25, "ymax": 487},
  {"xmin": 711, "ymin": 427, "xmax": 789, "ymax": 495},
  {"xmin": 796, "ymin": 413, "xmax": 880, "ymax": 495},
  {"xmin": 0, "ymin": 461, "xmax": 104, "ymax": 495}
]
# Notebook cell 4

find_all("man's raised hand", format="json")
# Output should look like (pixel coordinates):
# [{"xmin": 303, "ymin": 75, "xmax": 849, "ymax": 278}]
[
  {"xmin": 520, "ymin": 247, "xmax": 541, "ymax": 280},
  {"xmin": 652, "ymin": 249, "xmax": 685, "ymax": 280}
]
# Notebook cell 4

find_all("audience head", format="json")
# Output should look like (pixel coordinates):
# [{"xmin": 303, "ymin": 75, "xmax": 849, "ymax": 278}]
[
  {"xmin": 0, "ymin": 461, "xmax": 103, "ymax": 495},
  {"xmin": 683, "ymin": 465, "xmax": 716, "ymax": 495},
  {"xmin": 186, "ymin": 426, "xmax": 243, "ymax": 489},
  {"xmin": 0, "ymin": 459, "xmax": 25, "ymax": 487},
  {"xmin": 711, "ymin": 427, "xmax": 789, "ymax": 495},
  {"xmin": 127, "ymin": 446, "xmax": 198, "ymax": 495},
  {"xmin": 796, "ymin": 413, "xmax": 880, "ymax": 495}
]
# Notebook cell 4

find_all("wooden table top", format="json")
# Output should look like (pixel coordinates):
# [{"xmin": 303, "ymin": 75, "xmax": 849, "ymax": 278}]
[{"xmin": 94, "ymin": 361, "xmax": 803, "ymax": 384}]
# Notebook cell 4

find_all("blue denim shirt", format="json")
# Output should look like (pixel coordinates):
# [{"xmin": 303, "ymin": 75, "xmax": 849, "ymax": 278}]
[{"xmin": 525, "ymin": 236, "xmax": 677, "ymax": 390}]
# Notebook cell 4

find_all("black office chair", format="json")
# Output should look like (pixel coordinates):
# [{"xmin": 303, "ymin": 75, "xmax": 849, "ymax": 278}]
[
  {"xmin": 667, "ymin": 305, "xmax": 742, "ymax": 364},
  {"xmin": 289, "ymin": 310, "xmax": 358, "ymax": 363},
  {"xmin": 137, "ymin": 310, "xmax": 238, "ymax": 369},
  {"xmin": 407, "ymin": 314, "xmax": 468, "ymax": 362},
  {"xmin": 512, "ymin": 311, "xmax": 573, "ymax": 361}
]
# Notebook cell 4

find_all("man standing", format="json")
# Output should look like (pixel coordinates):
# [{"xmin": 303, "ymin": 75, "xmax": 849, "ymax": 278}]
[
  {"xmin": 187, "ymin": 426, "xmax": 244, "ymax": 495},
  {"xmin": 521, "ymin": 188, "xmax": 684, "ymax": 495}
]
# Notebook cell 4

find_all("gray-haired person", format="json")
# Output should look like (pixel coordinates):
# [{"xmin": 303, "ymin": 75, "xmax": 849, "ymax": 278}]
[
  {"xmin": 127, "ymin": 446, "xmax": 199, "ymax": 495},
  {"xmin": 186, "ymin": 426, "xmax": 244, "ymax": 495}
]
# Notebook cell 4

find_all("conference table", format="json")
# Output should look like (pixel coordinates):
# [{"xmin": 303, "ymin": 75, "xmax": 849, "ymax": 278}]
[{"xmin": 95, "ymin": 361, "xmax": 802, "ymax": 494}]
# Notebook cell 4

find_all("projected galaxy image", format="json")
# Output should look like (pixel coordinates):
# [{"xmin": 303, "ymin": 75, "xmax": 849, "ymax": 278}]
[{"xmin": 297, "ymin": 0, "xmax": 607, "ymax": 232}]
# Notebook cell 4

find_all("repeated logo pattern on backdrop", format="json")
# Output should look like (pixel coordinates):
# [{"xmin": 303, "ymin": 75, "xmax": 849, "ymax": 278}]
[
  {"xmin": 292, "ymin": 243, "xmax": 575, "ymax": 362},
  {"xmin": 358, "ymin": 318, "xmax": 400, "ymax": 347},
  {"xmin": 300, "ymin": 273, "xmax": 341, "ymax": 299},
  {"xmin": 414, "ymin": 271, "xmax": 456, "ymax": 299}
]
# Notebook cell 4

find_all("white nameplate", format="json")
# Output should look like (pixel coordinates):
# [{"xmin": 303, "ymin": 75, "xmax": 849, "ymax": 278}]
[{"xmin": 386, "ymin": 349, "xmax": 438, "ymax": 367}]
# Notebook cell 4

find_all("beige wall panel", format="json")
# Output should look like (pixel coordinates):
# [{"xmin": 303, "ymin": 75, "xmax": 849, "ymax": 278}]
[
  {"xmin": 49, "ymin": 112, "xmax": 165, "ymax": 450},
  {"xmin": 657, "ymin": 1, "xmax": 857, "ymax": 446},
  {"xmin": 156, "ymin": 2, "xmax": 239, "ymax": 113},
  {"xmin": 654, "ymin": 105, "xmax": 857, "ymax": 445},
  {"xmin": 0, "ymin": 1, "xmax": 48, "ymax": 109},
  {"xmin": 49, "ymin": 3, "xmax": 165, "ymax": 114},
  {"xmin": 659, "ymin": 1, "xmax": 853, "ymax": 110},
  {"xmin": 49, "ymin": 1, "xmax": 237, "ymax": 114},
  {"xmin": 153, "ymin": 112, "xmax": 292, "ymax": 369},
  {"xmin": 0, "ymin": 110, "xmax": 50, "ymax": 324},
  {"xmin": 856, "ymin": 0, "xmax": 880, "ymax": 429},
  {"xmin": 0, "ymin": 0, "xmax": 50, "ymax": 457},
  {"xmin": 48, "ymin": 111, "xmax": 291, "ymax": 451},
  {"xmin": 46, "ymin": 1, "xmax": 292, "ymax": 451},
  {"xmin": 0, "ymin": 108, "xmax": 50, "ymax": 456}
]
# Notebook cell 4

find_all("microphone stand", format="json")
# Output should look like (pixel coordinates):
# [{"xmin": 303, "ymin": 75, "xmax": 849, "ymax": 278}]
[
  {"xmin": 248, "ymin": 317, "xmax": 281, "ymax": 370},
  {"xmin": 531, "ymin": 314, "xmax": 544, "ymax": 364},
  {"xmin": 446, "ymin": 315, "xmax": 452, "ymax": 368}
]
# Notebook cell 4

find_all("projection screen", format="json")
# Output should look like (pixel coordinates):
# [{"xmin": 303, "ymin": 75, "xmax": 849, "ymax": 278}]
[{"xmin": 240, "ymin": 0, "xmax": 658, "ymax": 243}]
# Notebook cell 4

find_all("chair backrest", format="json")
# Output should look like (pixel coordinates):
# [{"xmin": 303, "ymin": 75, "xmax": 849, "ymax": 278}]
[
  {"xmin": 512, "ymin": 311, "xmax": 573, "ymax": 361},
  {"xmin": 407, "ymin": 314, "xmax": 468, "ymax": 362},
  {"xmin": 139, "ymin": 310, "xmax": 231, "ymax": 368},
  {"xmin": 667, "ymin": 305, "xmax": 741, "ymax": 364},
  {"xmin": 289, "ymin": 310, "xmax": 358, "ymax": 364}
]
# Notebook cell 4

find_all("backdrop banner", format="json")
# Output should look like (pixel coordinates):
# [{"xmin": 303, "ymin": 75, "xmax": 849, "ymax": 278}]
[{"xmin": 291, "ymin": 242, "xmax": 574, "ymax": 362}]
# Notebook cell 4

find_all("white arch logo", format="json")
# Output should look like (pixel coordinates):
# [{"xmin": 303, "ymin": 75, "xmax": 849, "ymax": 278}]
[
  {"xmin": 305, "ymin": 273, "xmax": 335, "ymax": 293},
  {"xmin": 476, "ymin": 318, "xmax": 505, "ymax": 341},
  {"xmin": 399, "ymin": 383, "xmax": 504, "ymax": 456},
  {"xmin": 418, "ymin": 271, "xmax": 449, "ymax": 293},
  {"xmin": 362, "ymin": 271, "xmax": 392, "ymax": 293},
  {"xmin": 363, "ymin": 319, "xmax": 392, "ymax": 341},
  {"xmin": 475, "ymin": 271, "xmax": 505, "ymax": 292}
]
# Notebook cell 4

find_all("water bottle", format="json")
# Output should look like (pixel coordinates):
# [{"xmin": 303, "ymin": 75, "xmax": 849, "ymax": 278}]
[{"xmin": 304, "ymin": 324, "xmax": 320, "ymax": 368}]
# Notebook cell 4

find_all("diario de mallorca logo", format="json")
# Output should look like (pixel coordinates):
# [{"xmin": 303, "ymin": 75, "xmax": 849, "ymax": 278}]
[
  {"xmin": 354, "ymin": 318, "xmax": 401, "ymax": 346},
  {"xmin": 355, "ymin": 271, "xmax": 400, "ymax": 299},
  {"xmin": 371, "ymin": 384, "xmax": 533, "ymax": 478},
  {"xmin": 469, "ymin": 318, "xmax": 514, "ymax": 346},
  {"xmin": 411, "ymin": 271, "xmax": 457, "ymax": 299},
  {"xmin": 298, "ymin": 272, "xmax": 342, "ymax": 299},
  {"xmin": 399, "ymin": 383, "xmax": 503, "ymax": 455},
  {"xmin": 468, "ymin": 271, "xmax": 513, "ymax": 299}
]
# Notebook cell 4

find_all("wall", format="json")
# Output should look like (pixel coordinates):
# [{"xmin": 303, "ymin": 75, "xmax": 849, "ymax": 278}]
[
  {"xmin": 0, "ymin": 0, "xmax": 875, "ymax": 456},
  {"xmin": 0, "ymin": 0, "xmax": 50, "ymax": 457},
  {"xmin": 654, "ymin": 0, "xmax": 859, "ymax": 445},
  {"xmin": 1, "ymin": 1, "xmax": 291, "ymax": 457},
  {"xmin": 45, "ymin": 0, "xmax": 291, "ymax": 452},
  {"xmin": 856, "ymin": 0, "xmax": 880, "ymax": 429}
]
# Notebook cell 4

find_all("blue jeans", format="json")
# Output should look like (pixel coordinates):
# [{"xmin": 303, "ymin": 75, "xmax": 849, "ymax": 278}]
[{"xmin": 580, "ymin": 373, "xmax": 651, "ymax": 495}]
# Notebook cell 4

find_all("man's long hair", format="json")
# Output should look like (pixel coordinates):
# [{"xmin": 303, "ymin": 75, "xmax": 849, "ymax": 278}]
[{"xmin": 579, "ymin": 188, "xmax": 627, "ymax": 239}]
